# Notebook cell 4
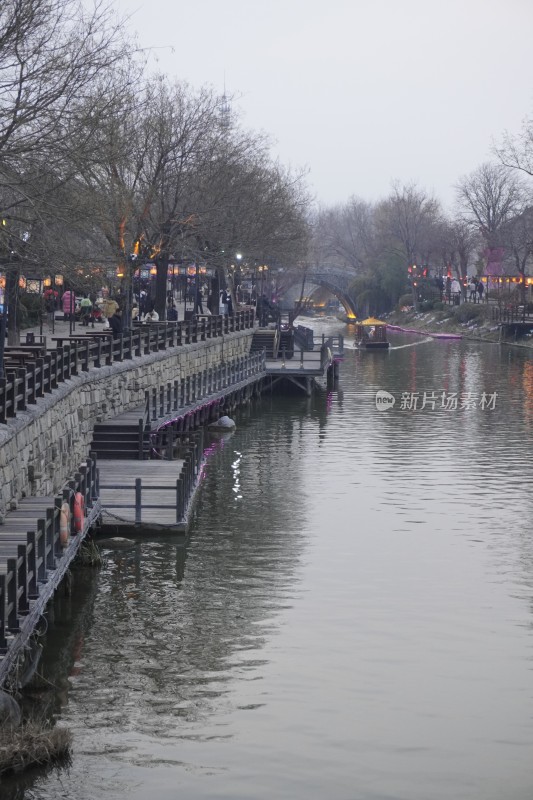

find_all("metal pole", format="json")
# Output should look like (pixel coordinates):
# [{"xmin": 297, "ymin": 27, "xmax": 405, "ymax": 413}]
[
  {"xmin": 0, "ymin": 310, "xmax": 5, "ymax": 380},
  {"xmin": 69, "ymin": 289, "xmax": 74, "ymax": 335},
  {"xmin": 194, "ymin": 262, "xmax": 199, "ymax": 315}
]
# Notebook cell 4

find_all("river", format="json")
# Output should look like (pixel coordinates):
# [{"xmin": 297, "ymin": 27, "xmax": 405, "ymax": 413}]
[{"xmin": 5, "ymin": 318, "xmax": 533, "ymax": 800}]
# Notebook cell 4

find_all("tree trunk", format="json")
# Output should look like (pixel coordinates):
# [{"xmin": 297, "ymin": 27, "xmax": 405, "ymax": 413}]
[
  {"xmin": 6, "ymin": 268, "xmax": 20, "ymax": 346},
  {"xmin": 155, "ymin": 254, "xmax": 168, "ymax": 319}
]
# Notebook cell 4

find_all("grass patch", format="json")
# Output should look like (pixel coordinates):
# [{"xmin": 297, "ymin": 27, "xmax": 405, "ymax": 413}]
[
  {"xmin": 0, "ymin": 721, "xmax": 72, "ymax": 776},
  {"xmin": 74, "ymin": 539, "xmax": 103, "ymax": 567}
]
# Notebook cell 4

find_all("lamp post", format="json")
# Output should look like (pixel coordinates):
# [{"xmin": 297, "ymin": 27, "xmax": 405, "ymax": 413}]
[
  {"xmin": 0, "ymin": 272, "xmax": 5, "ymax": 379},
  {"xmin": 25, "ymin": 276, "xmax": 44, "ymax": 338}
]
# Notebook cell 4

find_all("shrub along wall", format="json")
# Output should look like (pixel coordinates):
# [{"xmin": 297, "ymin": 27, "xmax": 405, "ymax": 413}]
[{"xmin": 0, "ymin": 330, "xmax": 253, "ymax": 519}]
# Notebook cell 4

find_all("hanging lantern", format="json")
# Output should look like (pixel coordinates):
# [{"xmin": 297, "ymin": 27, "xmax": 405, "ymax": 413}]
[
  {"xmin": 43, "ymin": 276, "xmax": 52, "ymax": 288},
  {"xmin": 54, "ymin": 274, "xmax": 64, "ymax": 286},
  {"xmin": 19, "ymin": 275, "xmax": 26, "ymax": 289}
]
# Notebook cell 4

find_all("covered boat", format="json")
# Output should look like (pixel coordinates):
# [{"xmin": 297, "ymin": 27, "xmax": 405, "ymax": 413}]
[{"xmin": 354, "ymin": 317, "xmax": 389, "ymax": 349}]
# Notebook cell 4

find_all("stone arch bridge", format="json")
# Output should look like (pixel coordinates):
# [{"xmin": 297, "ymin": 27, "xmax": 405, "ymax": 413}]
[{"xmin": 277, "ymin": 267, "xmax": 358, "ymax": 319}]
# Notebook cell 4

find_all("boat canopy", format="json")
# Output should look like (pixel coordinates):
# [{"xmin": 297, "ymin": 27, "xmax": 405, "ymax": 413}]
[{"xmin": 359, "ymin": 317, "xmax": 387, "ymax": 326}]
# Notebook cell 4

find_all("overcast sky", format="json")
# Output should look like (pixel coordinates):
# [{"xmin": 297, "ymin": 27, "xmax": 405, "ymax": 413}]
[{"xmin": 116, "ymin": 0, "xmax": 533, "ymax": 212}]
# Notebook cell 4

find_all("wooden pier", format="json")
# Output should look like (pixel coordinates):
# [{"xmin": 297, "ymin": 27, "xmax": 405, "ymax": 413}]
[{"xmin": 98, "ymin": 453, "xmax": 201, "ymax": 535}]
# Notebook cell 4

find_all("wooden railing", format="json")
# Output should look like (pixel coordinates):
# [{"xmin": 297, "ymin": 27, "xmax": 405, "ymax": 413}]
[
  {"xmin": 135, "ymin": 432, "xmax": 204, "ymax": 522},
  {"xmin": 143, "ymin": 350, "xmax": 266, "ymax": 427},
  {"xmin": 294, "ymin": 325, "xmax": 315, "ymax": 350},
  {"xmin": 490, "ymin": 305, "xmax": 533, "ymax": 324},
  {"xmin": 0, "ymin": 311, "xmax": 255, "ymax": 424},
  {"xmin": 0, "ymin": 457, "xmax": 98, "ymax": 657}
]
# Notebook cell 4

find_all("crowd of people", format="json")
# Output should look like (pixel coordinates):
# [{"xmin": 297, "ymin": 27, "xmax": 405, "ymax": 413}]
[
  {"xmin": 40, "ymin": 277, "xmax": 284, "ymax": 345},
  {"xmin": 435, "ymin": 275, "xmax": 485, "ymax": 305},
  {"xmin": 47, "ymin": 281, "xmax": 252, "ymax": 338}
]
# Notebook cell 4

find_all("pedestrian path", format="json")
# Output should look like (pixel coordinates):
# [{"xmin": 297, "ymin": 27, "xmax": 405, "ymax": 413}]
[{"xmin": 23, "ymin": 296, "xmax": 191, "ymax": 349}]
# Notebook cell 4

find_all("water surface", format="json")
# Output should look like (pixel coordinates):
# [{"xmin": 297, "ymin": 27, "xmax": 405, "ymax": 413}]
[{"xmin": 6, "ymin": 321, "xmax": 533, "ymax": 800}]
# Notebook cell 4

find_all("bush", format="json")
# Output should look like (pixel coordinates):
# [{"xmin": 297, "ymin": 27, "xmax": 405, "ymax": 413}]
[
  {"xmin": 419, "ymin": 300, "xmax": 434, "ymax": 312},
  {"xmin": 18, "ymin": 294, "xmax": 45, "ymax": 328},
  {"xmin": 433, "ymin": 301, "xmax": 445, "ymax": 311},
  {"xmin": 451, "ymin": 304, "xmax": 488, "ymax": 324},
  {"xmin": 398, "ymin": 293, "xmax": 413, "ymax": 308}
]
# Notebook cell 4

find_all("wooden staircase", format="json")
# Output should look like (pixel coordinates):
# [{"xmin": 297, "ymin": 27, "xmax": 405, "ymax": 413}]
[
  {"xmin": 90, "ymin": 418, "xmax": 149, "ymax": 460},
  {"xmin": 250, "ymin": 328, "xmax": 279, "ymax": 358},
  {"xmin": 279, "ymin": 329, "xmax": 294, "ymax": 358}
]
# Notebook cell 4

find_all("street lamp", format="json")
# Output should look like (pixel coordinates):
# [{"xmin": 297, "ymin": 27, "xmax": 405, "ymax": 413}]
[{"xmin": 0, "ymin": 273, "xmax": 5, "ymax": 379}]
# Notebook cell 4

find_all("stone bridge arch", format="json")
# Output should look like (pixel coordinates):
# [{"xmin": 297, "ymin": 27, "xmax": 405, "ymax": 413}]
[{"xmin": 278, "ymin": 270, "xmax": 357, "ymax": 319}]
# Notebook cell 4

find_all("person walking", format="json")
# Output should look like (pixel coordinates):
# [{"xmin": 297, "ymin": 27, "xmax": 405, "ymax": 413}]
[
  {"xmin": 477, "ymin": 280, "xmax": 484, "ymax": 302},
  {"xmin": 108, "ymin": 307, "xmax": 123, "ymax": 338},
  {"xmin": 219, "ymin": 290, "xmax": 228, "ymax": 316},
  {"xmin": 80, "ymin": 294, "xmax": 93, "ymax": 326},
  {"xmin": 62, "ymin": 289, "xmax": 76, "ymax": 321},
  {"xmin": 195, "ymin": 287, "xmax": 204, "ymax": 315},
  {"xmin": 451, "ymin": 278, "xmax": 461, "ymax": 306},
  {"xmin": 226, "ymin": 290, "xmax": 234, "ymax": 316},
  {"xmin": 102, "ymin": 295, "xmax": 119, "ymax": 321},
  {"xmin": 469, "ymin": 277, "xmax": 478, "ymax": 302}
]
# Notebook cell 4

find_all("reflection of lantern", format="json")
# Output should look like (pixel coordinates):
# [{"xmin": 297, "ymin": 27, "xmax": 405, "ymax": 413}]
[
  {"xmin": 19, "ymin": 275, "xmax": 26, "ymax": 289},
  {"xmin": 150, "ymin": 265, "xmax": 157, "ymax": 276},
  {"xmin": 54, "ymin": 273, "xmax": 64, "ymax": 286}
]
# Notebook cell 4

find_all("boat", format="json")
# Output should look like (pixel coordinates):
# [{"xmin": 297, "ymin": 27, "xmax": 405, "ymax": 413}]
[{"xmin": 354, "ymin": 317, "xmax": 390, "ymax": 349}]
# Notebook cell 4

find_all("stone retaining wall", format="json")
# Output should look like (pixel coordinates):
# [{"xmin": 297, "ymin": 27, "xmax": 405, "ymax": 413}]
[{"xmin": 0, "ymin": 330, "xmax": 253, "ymax": 519}]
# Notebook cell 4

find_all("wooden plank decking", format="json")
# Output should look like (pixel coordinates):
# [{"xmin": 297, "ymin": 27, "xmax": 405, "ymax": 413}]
[{"xmin": 98, "ymin": 460, "xmax": 187, "ymax": 533}]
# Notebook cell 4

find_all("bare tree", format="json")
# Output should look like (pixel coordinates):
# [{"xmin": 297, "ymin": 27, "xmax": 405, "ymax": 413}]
[
  {"xmin": 0, "ymin": 0, "xmax": 132, "ymax": 169},
  {"xmin": 494, "ymin": 115, "xmax": 533, "ymax": 178},
  {"xmin": 313, "ymin": 197, "xmax": 375, "ymax": 273},
  {"xmin": 376, "ymin": 181, "xmax": 442, "ymax": 266},
  {"xmin": 432, "ymin": 217, "xmax": 482, "ymax": 281},
  {"xmin": 499, "ymin": 206, "xmax": 533, "ymax": 300},
  {"xmin": 0, "ymin": 0, "xmax": 134, "ymax": 343},
  {"xmin": 455, "ymin": 162, "xmax": 526, "ymax": 245}
]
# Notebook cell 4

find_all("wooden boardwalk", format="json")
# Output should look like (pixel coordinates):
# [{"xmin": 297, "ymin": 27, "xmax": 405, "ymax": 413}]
[
  {"xmin": 0, "ymin": 460, "xmax": 101, "ymax": 687},
  {"xmin": 98, "ymin": 460, "xmax": 188, "ymax": 534}
]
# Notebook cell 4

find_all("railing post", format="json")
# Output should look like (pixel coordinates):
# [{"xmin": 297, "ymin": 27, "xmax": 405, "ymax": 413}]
[
  {"xmin": 6, "ymin": 561, "xmax": 19, "ymax": 632},
  {"xmin": 144, "ymin": 390, "xmax": 150, "ymax": 425},
  {"xmin": 135, "ymin": 478, "xmax": 142, "ymax": 524},
  {"xmin": 17, "ymin": 544, "xmax": 29, "ymax": 616},
  {"xmin": 138, "ymin": 418, "xmax": 145, "ymax": 460}
]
